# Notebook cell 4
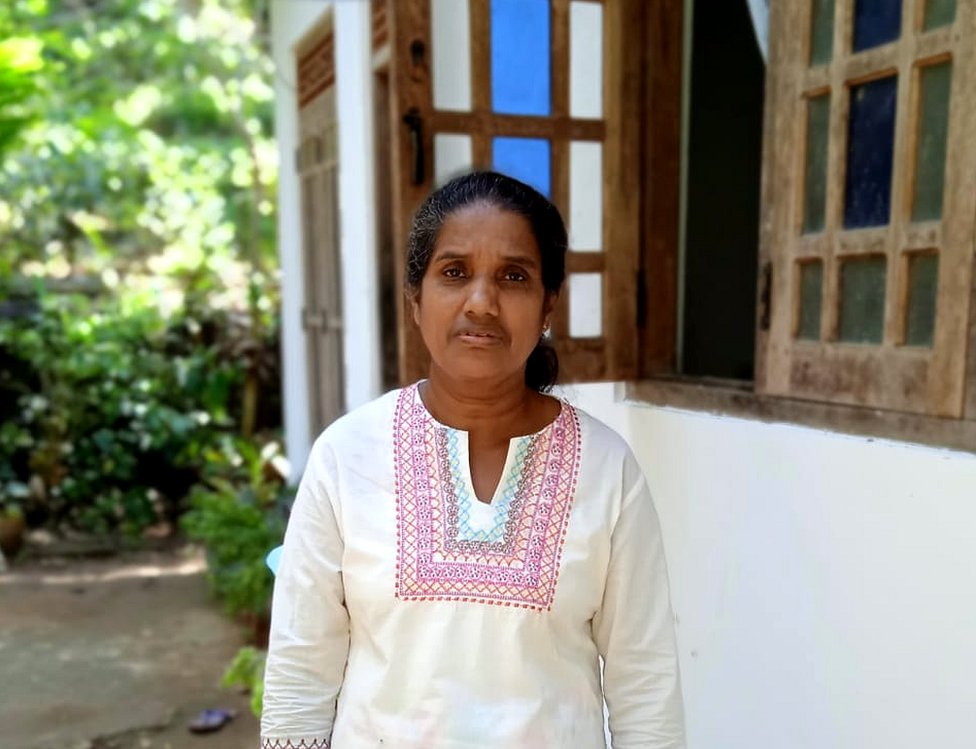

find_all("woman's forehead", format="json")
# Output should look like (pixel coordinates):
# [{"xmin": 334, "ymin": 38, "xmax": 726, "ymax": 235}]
[{"xmin": 433, "ymin": 204, "xmax": 539, "ymax": 259}]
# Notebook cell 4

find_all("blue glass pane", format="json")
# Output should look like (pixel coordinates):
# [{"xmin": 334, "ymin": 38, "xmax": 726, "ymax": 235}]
[
  {"xmin": 491, "ymin": 0, "xmax": 551, "ymax": 115},
  {"xmin": 492, "ymin": 137, "xmax": 551, "ymax": 197},
  {"xmin": 844, "ymin": 76, "xmax": 897, "ymax": 228},
  {"xmin": 853, "ymin": 0, "xmax": 902, "ymax": 52}
]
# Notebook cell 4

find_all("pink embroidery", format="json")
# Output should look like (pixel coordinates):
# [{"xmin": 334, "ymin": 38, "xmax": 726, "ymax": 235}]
[
  {"xmin": 261, "ymin": 739, "xmax": 329, "ymax": 749},
  {"xmin": 394, "ymin": 385, "xmax": 581, "ymax": 611}
]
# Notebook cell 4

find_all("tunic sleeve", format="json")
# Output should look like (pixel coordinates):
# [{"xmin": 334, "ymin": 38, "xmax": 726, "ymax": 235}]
[
  {"xmin": 260, "ymin": 441, "xmax": 350, "ymax": 749},
  {"xmin": 592, "ymin": 473, "xmax": 686, "ymax": 749}
]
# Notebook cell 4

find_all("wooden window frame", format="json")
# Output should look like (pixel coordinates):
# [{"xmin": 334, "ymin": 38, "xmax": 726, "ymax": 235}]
[
  {"xmin": 384, "ymin": 0, "xmax": 643, "ymax": 386},
  {"xmin": 377, "ymin": 0, "xmax": 976, "ymax": 452},
  {"xmin": 625, "ymin": 0, "xmax": 976, "ymax": 454}
]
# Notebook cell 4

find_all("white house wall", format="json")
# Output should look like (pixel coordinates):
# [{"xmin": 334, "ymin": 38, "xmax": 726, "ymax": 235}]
[
  {"xmin": 271, "ymin": 0, "xmax": 320, "ymax": 480},
  {"xmin": 274, "ymin": 4, "xmax": 976, "ymax": 747},
  {"xmin": 561, "ymin": 382, "xmax": 976, "ymax": 749},
  {"xmin": 333, "ymin": 1, "xmax": 382, "ymax": 414}
]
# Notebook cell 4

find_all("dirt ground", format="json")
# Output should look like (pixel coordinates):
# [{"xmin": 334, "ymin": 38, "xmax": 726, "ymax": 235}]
[{"xmin": 0, "ymin": 543, "xmax": 260, "ymax": 749}]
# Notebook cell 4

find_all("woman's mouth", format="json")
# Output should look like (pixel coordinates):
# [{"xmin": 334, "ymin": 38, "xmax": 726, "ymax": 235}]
[{"xmin": 457, "ymin": 329, "xmax": 503, "ymax": 345}]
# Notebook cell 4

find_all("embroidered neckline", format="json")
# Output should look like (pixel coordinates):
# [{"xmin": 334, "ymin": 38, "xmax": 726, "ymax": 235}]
[{"xmin": 393, "ymin": 383, "xmax": 582, "ymax": 611}]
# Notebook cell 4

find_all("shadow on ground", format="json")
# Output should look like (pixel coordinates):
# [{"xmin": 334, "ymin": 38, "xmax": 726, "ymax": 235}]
[{"xmin": 0, "ymin": 545, "xmax": 260, "ymax": 749}]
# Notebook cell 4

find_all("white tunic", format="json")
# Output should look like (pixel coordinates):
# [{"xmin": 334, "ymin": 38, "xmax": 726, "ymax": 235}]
[{"xmin": 261, "ymin": 384, "xmax": 685, "ymax": 749}]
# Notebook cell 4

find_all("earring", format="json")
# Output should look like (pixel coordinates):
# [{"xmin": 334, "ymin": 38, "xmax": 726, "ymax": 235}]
[{"xmin": 542, "ymin": 320, "xmax": 552, "ymax": 339}]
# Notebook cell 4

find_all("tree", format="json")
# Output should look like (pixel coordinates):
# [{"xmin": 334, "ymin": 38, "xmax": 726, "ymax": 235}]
[{"xmin": 0, "ymin": 0, "xmax": 277, "ymax": 295}]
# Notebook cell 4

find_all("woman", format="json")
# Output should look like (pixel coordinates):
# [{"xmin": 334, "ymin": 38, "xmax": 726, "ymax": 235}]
[{"xmin": 261, "ymin": 171, "xmax": 685, "ymax": 748}]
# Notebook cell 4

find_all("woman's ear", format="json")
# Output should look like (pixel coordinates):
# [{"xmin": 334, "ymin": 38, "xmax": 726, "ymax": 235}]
[
  {"xmin": 543, "ymin": 291, "xmax": 558, "ymax": 320},
  {"xmin": 407, "ymin": 289, "xmax": 421, "ymax": 327}
]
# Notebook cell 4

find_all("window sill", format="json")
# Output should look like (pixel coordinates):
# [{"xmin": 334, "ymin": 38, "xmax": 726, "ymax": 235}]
[{"xmin": 624, "ymin": 376, "xmax": 976, "ymax": 455}]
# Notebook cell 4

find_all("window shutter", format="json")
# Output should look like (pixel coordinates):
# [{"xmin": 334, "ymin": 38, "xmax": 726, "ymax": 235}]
[
  {"xmin": 386, "ymin": 0, "xmax": 641, "ymax": 386},
  {"xmin": 297, "ymin": 19, "xmax": 345, "ymax": 436},
  {"xmin": 757, "ymin": 0, "xmax": 976, "ymax": 417}
]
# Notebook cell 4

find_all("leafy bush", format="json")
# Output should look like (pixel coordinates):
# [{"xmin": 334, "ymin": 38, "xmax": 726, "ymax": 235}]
[
  {"xmin": 222, "ymin": 645, "xmax": 266, "ymax": 718},
  {"xmin": 0, "ymin": 287, "xmax": 280, "ymax": 536},
  {"xmin": 181, "ymin": 435, "xmax": 289, "ymax": 618}
]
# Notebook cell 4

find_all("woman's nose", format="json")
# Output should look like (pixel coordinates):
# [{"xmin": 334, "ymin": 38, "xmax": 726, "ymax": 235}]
[{"xmin": 464, "ymin": 275, "xmax": 499, "ymax": 315}]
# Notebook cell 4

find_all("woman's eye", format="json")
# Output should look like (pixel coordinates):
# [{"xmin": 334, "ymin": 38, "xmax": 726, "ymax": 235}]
[
  {"xmin": 443, "ymin": 267, "xmax": 464, "ymax": 278},
  {"xmin": 505, "ymin": 271, "xmax": 527, "ymax": 282}
]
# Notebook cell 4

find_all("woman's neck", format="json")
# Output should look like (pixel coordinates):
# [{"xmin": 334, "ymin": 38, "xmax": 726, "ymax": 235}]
[{"xmin": 419, "ymin": 368, "xmax": 542, "ymax": 441}]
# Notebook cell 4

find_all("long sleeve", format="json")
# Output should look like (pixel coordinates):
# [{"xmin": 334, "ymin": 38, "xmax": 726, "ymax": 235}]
[
  {"xmin": 592, "ymin": 474, "xmax": 686, "ymax": 749},
  {"xmin": 261, "ymin": 440, "xmax": 350, "ymax": 749}
]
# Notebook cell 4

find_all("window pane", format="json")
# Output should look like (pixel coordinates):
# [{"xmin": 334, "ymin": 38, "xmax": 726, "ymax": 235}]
[
  {"xmin": 797, "ymin": 261, "xmax": 823, "ymax": 340},
  {"xmin": 569, "ymin": 273, "xmax": 603, "ymax": 338},
  {"xmin": 844, "ymin": 76, "xmax": 897, "ymax": 229},
  {"xmin": 839, "ymin": 256, "xmax": 887, "ymax": 343},
  {"xmin": 923, "ymin": 0, "xmax": 956, "ymax": 30},
  {"xmin": 905, "ymin": 253, "xmax": 938, "ymax": 346},
  {"xmin": 491, "ymin": 0, "xmax": 550, "ymax": 116},
  {"xmin": 912, "ymin": 62, "xmax": 952, "ymax": 222},
  {"xmin": 434, "ymin": 134, "xmax": 473, "ymax": 186},
  {"xmin": 432, "ymin": 0, "xmax": 472, "ymax": 111},
  {"xmin": 569, "ymin": 141, "xmax": 602, "ymax": 250},
  {"xmin": 803, "ymin": 94, "xmax": 830, "ymax": 233},
  {"xmin": 810, "ymin": 0, "xmax": 835, "ymax": 65},
  {"xmin": 492, "ymin": 137, "xmax": 551, "ymax": 197},
  {"xmin": 853, "ymin": 0, "xmax": 902, "ymax": 52},
  {"xmin": 570, "ymin": 1, "xmax": 602, "ymax": 118}
]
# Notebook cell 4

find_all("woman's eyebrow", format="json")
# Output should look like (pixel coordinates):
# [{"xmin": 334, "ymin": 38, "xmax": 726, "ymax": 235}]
[
  {"xmin": 430, "ymin": 251, "xmax": 539, "ymax": 268},
  {"xmin": 501, "ymin": 254, "xmax": 540, "ymax": 267},
  {"xmin": 430, "ymin": 250, "xmax": 467, "ymax": 262}
]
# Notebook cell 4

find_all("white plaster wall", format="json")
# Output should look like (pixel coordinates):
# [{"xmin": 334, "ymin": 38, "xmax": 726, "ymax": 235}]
[
  {"xmin": 563, "ymin": 382, "xmax": 976, "ymax": 749},
  {"xmin": 334, "ymin": 2, "xmax": 382, "ymax": 412},
  {"xmin": 271, "ymin": 0, "xmax": 325, "ymax": 480}
]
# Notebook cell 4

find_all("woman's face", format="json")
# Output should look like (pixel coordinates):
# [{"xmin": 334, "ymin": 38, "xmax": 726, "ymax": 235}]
[{"xmin": 412, "ymin": 203, "xmax": 554, "ymax": 385}]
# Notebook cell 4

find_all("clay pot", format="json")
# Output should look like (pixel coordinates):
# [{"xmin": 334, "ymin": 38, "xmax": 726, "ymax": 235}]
[{"xmin": 0, "ymin": 513, "xmax": 26, "ymax": 558}]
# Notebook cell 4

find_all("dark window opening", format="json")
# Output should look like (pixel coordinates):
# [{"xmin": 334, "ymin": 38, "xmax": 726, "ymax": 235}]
[{"xmin": 681, "ymin": 0, "xmax": 765, "ymax": 380}]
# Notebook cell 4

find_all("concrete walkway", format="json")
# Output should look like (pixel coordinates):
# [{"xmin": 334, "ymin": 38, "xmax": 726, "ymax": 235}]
[{"xmin": 0, "ymin": 545, "xmax": 260, "ymax": 749}]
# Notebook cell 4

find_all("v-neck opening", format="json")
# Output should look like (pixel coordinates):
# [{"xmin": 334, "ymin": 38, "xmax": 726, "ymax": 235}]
[
  {"xmin": 412, "ymin": 382, "xmax": 564, "ymax": 507},
  {"xmin": 456, "ymin": 430, "xmax": 526, "ymax": 507}
]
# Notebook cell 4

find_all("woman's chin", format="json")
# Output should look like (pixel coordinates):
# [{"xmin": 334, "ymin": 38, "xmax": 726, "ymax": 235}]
[{"xmin": 431, "ymin": 356, "xmax": 524, "ymax": 385}]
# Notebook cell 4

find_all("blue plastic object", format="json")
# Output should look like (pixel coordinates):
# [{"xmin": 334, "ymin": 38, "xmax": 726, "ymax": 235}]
[{"xmin": 266, "ymin": 545, "xmax": 283, "ymax": 576}]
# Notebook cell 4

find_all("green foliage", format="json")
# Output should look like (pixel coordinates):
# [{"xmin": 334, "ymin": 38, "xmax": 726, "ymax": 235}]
[
  {"xmin": 0, "ymin": 0, "xmax": 285, "ymax": 564},
  {"xmin": 0, "ymin": 287, "xmax": 280, "ymax": 536},
  {"xmin": 222, "ymin": 645, "xmax": 266, "ymax": 717},
  {"xmin": 0, "ymin": 36, "xmax": 43, "ymax": 156},
  {"xmin": 0, "ymin": 0, "xmax": 277, "ymax": 290},
  {"xmin": 181, "ymin": 435, "xmax": 289, "ymax": 618}
]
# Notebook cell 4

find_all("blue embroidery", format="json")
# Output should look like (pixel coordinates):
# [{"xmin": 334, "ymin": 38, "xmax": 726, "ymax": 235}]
[{"xmin": 448, "ymin": 429, "xmax": 530, "ymax": 544}]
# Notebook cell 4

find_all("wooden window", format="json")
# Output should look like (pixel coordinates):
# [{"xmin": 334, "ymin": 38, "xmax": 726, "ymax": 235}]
[
  {"xmin": 376, "ymin": 0, "xmax": 976, "ymax": 449},
  {"xmin": 757, "ymin": 0, "xmax": 976, "ymax": 419},
  {"xmin": 626, "ymin": 0, "xmax": 976, "ymax": 451},
  {"xmin": 384, "ymin": 0, "xmax": 642, "ymax": 385}
]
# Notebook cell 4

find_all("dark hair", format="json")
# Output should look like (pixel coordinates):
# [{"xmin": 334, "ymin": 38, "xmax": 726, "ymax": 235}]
[{"xmin": 405, "ymin": 171, "xmax": 567, "ymax": 392}]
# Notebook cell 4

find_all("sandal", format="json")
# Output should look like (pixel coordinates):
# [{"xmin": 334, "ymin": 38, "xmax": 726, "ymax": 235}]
[{"xmin": 188, "ymin": 707, "xmax": 237, "ymax": 734}]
